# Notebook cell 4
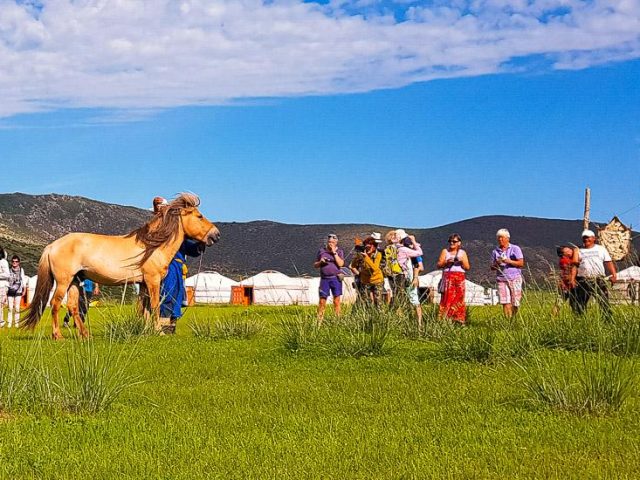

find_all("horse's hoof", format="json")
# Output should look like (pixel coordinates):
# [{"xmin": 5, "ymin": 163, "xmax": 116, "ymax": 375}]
[{"xmin": 52, "ymin": 332, "xmax": 64, "ymax": 340}]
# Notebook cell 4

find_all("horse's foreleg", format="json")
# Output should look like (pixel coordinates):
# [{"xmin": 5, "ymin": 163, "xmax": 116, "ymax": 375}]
[{"xmin": 146, "ymin": 278, "xmax": 163, "ymax": 332}]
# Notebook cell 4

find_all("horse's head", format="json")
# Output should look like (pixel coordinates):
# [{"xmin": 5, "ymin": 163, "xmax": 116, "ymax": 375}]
[{"xmin": 180, "ymin": 207, "xmax": 220, "ymax": 246}]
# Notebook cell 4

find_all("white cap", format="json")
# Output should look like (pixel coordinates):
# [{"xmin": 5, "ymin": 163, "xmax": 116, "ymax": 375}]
[
  {"xmin": 395, "ymin": 229, "xmax": 408, "ymax": 240},
  {"xmin": 371, "ymin": 232, "xmax": 382, "ymax": 243},
  {"xmin": 581, "ymin": 229, "xmax": 596, "ymax": 238}
]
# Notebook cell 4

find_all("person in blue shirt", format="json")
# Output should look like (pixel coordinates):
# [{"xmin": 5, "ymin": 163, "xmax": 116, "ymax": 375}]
[{"xmin": 153, "ymin": 196, "xmax": 205, "ymax": 334}]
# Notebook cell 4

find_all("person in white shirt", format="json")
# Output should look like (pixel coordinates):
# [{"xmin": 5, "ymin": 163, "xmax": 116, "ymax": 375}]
[{"xmin": 571, "ymin": 229, "xmax": 617, "ymax": 320}]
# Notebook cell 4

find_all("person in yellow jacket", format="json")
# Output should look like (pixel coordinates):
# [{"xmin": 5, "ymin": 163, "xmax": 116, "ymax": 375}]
[{"xmin": 356, "ymin": 236, "xmax": 385, "ymax": 306}]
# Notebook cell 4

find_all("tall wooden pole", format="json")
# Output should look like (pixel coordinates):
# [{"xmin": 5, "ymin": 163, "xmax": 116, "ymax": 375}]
[{"xmin": 583, "ymin": 187, "xmax": 591, "ymax": 231}]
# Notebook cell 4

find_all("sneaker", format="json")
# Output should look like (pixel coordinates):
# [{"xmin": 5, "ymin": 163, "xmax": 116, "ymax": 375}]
[{"xmin": 14, "ymin": 323, "xmax": 19, "ymax": 328}]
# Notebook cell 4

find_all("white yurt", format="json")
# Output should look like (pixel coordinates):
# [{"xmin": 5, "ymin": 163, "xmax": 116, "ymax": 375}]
[
  {"xmin": 418, "ymin": 270, "xmax": 488, "ymax": 306},
  {"xmin": 185, "ymin": 271, "xmax": 239, "ymax": 304},
  {"xmin": 617, "ymin": 266, "xmax": 640, "ymax": 281},
  {"xmin": 241, "ymin": 270, "xmax": 312, "ymax": 305},
  {"xmin": 611, "ymin": 266, "xmax": 640, "ymax": 305},
  {"xmin": 27, "ymin": 275, "xmax": 38, "ymax": 305}
]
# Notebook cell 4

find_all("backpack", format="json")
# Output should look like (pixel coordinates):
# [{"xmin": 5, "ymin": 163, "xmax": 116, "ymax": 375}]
[
  {"xmin": 383, "ymin": 244, "xmax": 404, "ymax": 277},
  {"xmin": 7, "ymin": 269, "xmax": 22, "ymax": 296}
]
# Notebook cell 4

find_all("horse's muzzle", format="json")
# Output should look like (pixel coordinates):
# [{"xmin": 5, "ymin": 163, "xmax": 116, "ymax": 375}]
[{"xmin": 205, "ymin": 227, "xmax": 221, "ymax": 246}]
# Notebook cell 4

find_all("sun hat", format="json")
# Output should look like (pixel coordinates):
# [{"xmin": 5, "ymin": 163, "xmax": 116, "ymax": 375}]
[
  {"xmin": 581, "ymin": 229, "xmax": 596, "ymax": 238},
  {"xmin": 395, "ymin": 229, "xmax": 408, "ymax": 240},
  {"xmin": 371, "ymin": 232, "xmax": 382, "ymax": 243}
]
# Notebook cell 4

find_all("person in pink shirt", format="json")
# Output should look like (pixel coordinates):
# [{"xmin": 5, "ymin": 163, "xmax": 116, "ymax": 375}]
[{"xmin": 386, "ymin": 229, "xmax": 424, "ymax": 331}]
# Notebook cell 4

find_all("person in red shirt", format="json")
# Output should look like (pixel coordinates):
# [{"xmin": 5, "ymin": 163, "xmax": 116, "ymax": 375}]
[{"xmin": 552, "ymin": 245, "xmax": 578, "ymax": 316}]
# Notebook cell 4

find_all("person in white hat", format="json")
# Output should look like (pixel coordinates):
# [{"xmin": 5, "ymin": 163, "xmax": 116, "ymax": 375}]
[
  {"xmin": 571, "ymin": 229, "xmax": 617, "ymax": 319},
  {"xmin": 490, "ymin": 228, "xmax": 525, "ymax": 318}
]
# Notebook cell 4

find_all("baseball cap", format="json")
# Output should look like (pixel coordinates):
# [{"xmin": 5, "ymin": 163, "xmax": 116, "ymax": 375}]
[{"xmin": 581, "ymin": 229, "xmax": 596, "ymax": 238}]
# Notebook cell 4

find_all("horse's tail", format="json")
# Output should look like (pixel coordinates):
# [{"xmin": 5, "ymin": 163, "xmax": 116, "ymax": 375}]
[{"xmin": 22, "ymin": 247, "xmax": 54, "ymax": 330}]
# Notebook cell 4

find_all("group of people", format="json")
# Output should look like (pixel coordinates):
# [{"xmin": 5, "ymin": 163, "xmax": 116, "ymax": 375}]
[
  {"xmin": 315, "ymin": 226, "xmax": 620, "ymax": 326},
  {"xmin": 315, "ymin": 230, "xmax": 426, "ymax": 327},
  {"xmin": 556, "ymin": 229, "xmax": 617, "ymax": 319}
]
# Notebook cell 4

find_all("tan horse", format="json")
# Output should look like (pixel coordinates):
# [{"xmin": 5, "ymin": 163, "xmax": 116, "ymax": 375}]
[{"xmin": 22, "ymin": 193, "xmax": 220, "ymax": 339}]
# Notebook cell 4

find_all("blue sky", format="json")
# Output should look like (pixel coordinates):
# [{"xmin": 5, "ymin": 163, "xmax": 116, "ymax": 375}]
[{"xmin": 0, "ymin": 0, "xmax": 638, "ymax": 229}]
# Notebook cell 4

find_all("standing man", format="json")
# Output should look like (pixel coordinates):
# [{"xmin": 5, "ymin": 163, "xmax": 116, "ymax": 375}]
[
  {"xmin": 571, "ymin": 229, "xmax": 617, "ymax": 320},
  {"xmin": 153, "ymin": 196, "xmax": 205, "ymax": 334},
  {"xmin": 491, "ymin": 229, "xmax": 525, "ymax": 318},
  {"xmin": 314, "ymin": 234, "xmax": 344, "ymax": 324}
]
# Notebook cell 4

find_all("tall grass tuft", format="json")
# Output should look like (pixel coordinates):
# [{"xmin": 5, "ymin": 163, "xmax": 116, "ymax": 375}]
[
  {"xmin": 324, "ymin": 307, "xmax": 394, "ymax": 358},
  {"xmin": 420, "ymin": 318, "xmax": 457, "ymax": 342},
  {"xmin": 57, "ymin": 338, "xmax": 143, "ymax": 414},
  {"xmin": 0, "ymin": 344, "xmax": 30, "ymax": 413},
  {"xmin": 520, "ymin": 352, "xmax": 636, "ymax": 416},
  {"xmin": 279, "ymin": 312, "xmax": 318, "ymax": 352},
  {"xmin": 533, "ymin": 314, "xmax": 604, "ymax": 352},
  {"xmin": 439, "ymin": 328, "xmax": 495, "ymax": 363},
  {"xmin": 0, "ymin": 334, "xmax": 142, "ymax": 415},
  {"xmin": 104, "ymin": 309, "xmax": 155, "ymax": 341},
  {"xmin": 191, "ymin": 311, "xmax": 265, "ymax": 340},
  {"xmin": 608, "ymin": 317, "xmax": 640, "ymax": 356}
]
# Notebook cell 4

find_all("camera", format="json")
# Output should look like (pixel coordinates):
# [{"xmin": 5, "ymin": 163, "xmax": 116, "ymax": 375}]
[{"xmin": 354, "ymin": 244, "xmax": 366, "ymax": 254}]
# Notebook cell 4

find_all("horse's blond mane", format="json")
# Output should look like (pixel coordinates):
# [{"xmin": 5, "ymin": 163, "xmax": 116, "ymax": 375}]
[{"xmin": 127, "ymin": 192, "xmax": 201, "ymax": 266}]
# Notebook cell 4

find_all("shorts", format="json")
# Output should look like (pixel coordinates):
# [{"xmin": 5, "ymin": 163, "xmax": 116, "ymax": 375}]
[
  {"xmin": 497, "ymin": 277, "xmax": 523, "ymax": 307},
  {"xmin": 406, "ymin": 285, "xmax": 420, "ymax": 306},
  {"xmin": 319, "ymin": 277, "xmax": 343, "ymax": 299}
]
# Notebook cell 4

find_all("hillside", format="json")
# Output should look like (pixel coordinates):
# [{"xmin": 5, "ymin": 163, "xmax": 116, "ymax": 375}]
[{"xmin": 1, "ymin": 193, "xmax": 637, "ymax": 285}]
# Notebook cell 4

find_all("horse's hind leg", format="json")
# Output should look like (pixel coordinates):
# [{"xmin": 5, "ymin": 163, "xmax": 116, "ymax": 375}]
[
  {"xmin": 51, "ymin": 282, "xmax": 72, "ymax": 340},
  {"xmin": 66, "ymin": 285, "xmax": 89, "ymax": 339}
]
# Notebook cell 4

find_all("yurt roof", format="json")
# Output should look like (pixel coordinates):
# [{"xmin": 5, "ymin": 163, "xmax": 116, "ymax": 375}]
[
  {"xmin": 618, "ymin": 266, "xmax": 640, "ymax": 281},
  {"xmin": 185, "ymin": 271, "xmax": 239, "ymax": 288},
  {"xmin": 241, "ymin": 270, "xmax": 307, "ymax": 289}
]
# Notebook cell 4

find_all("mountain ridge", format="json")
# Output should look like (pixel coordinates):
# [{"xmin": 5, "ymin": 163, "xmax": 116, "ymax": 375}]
[{"xmin": 1, "ymin": 193, "xmax": 637, "ymax": 285}]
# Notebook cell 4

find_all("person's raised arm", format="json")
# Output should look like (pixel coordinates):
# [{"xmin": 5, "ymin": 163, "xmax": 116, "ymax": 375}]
[{"xmin": 606, "ymin": 261, "xmax": 617, "ymax": 283}]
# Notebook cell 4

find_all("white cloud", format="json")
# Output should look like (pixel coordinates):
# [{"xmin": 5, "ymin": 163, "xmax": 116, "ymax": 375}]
[{"xmin": 0, "ymin": 0, "xmax": 638, "ymax": 117}]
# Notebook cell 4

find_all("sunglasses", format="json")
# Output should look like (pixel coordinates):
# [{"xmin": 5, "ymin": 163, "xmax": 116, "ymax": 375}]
[
  {"xmin": 448, "ymin": 240, "xmax": 460, "ymax": 244},
  {"xmin": 327, "ymin": 235, "xmax": 338, "ymax": 240}
]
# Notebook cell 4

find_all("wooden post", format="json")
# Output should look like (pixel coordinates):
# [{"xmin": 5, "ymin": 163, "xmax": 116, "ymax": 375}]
[{"xmin": 583, "ymin": 187, "xmax": 591, "ymax": 231}]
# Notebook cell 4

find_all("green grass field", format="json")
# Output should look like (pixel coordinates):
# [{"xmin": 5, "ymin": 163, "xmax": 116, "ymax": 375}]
[{"xmin": 0, "ymin": 297, "xmax": 638, "ymax": 479}]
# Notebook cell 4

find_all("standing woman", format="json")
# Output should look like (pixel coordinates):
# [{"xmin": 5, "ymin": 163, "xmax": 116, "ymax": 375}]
[
  {"xmin": 490, "ymin": 228, "xmax": 525, "ymax": 318},
  {"xmin": 6, "ymin": 256, "xmax": 26, "ymax": 328},
  {"xmin": 437, "ymin": 234, "xmax": 470, "ymax": 324},
  {"xmin": 0, "ymin": 248, "xmax": 8, "ymax": 327}
]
